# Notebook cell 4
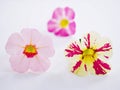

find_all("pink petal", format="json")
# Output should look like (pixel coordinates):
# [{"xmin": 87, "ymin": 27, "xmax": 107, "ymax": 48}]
[
  {"xmin": 64, "ymin": 7, "xmax": 75, "ymax": 20},
  {"xmin": 38, "ymin": 47, "xmax": 55, "ymax": 58},
  {"xmin": 52, "ymin": 8, "xmax": 63, "ymax": 20},
  {"xmin": 21, "ymin": 28, "xmax": 42, "ymax": 44},
  {"xmin": 5, "ymin": 33, "xmax": 25, "ymax": 55},
  {"xmin": 36, "ymin": 35, "xmax": 55, "ymax": 58},
  {"xmin": 93, "ymin": 59, "xmax": 111, "ymax": 75},
  {"xmin": 68, "ymin": 21, "xmax": 76, "ymax": 35},
  {"xmin": 47, "ymin": 20, "xmax": 58, "ymax": 32},
  {"xmin": 10, "ymin": 55, "xmax": 29, "ymax": 73},
  {"xmin": 54, "ymin": 28, "xmax": 69, "ymax": 37},
  {"xmin": 30, "ymin": 55, "xmax": 50, "ymax": 72}
]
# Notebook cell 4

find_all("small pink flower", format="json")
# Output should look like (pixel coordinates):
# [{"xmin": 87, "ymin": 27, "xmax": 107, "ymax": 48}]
[
  {"xmin": 47, "ymin": 7, "xmax": 76, "ymax": 37},
  {"xmin": 65, "ymin": 32, "xmax": 112, "ymax": 76},
  {"xmin": 5, "ymin": 29, "xmax": 55, "ymax": 73}
]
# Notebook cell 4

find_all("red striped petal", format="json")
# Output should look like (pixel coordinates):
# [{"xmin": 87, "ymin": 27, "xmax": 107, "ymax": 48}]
[
  {"xmin": 93, "ymin": 59, "xmax": 111, "ymax": 75},
  {"xmin": 84, "ymin": 33, "xmax": 90, "ymax": 48},
  {"xmin": 95, "ymin": 43, "xmax": 112, "ymax": 52},
  {"xmin": 71, "ymin": 61, "xmax": 82, "ymax": 73},
  {"xmin": 65, "ymin": 42, "xmax": 83, "ymax": 57}
]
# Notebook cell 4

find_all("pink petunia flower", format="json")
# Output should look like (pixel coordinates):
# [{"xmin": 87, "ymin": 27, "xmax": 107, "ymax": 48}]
[
  {"xmin": 65, "ymin": 32, "xmax": 112, "ymax": 76},
  {"xmin": 6, "ymin": 29, "xmax": 55, "ymax": 73},
  {"xmin": 47, "ymin": 7, "xmax": 76, "ymax": 37}
]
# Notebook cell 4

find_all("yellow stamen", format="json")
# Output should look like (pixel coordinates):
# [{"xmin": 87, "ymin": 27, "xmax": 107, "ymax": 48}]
[
  {"xmin": 82, "ymin": 48, "xmax": 97, "ymax": 65},
  {"xmin": 60, "ymin": 19, "xmax": 69, "ymax": 28},
  {"xmin": 23, "ymin": 45, "xmax": 38, "ymax": 58},
  {"xmin": 25, "ymin": 45, "xmax": 36, "ymax": 53}
]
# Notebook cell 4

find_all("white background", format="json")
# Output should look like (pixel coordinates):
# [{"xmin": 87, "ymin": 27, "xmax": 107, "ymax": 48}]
[{"xmin": 0, "ymin": 0, "xmax": 120, "ymax": 90}]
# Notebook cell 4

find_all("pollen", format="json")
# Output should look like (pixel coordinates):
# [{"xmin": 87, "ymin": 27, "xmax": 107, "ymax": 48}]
[
  {"xmin": 23, "ymin": 45, "xmax": 38, "ymax": 58},
  {"xmin": 60, "ymin": 19, "xmax": 69, "ymax": 28}
]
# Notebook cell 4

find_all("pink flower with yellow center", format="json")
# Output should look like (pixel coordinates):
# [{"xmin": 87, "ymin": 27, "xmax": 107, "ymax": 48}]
[
  {"xmin": 47, "ymin": 7, "xmax": 76, "ymax": 37},
  {"xmin": 65, "ymin": 32, "xmax": 112, "ymax": 76},
  {"xmin": 5, "ymin": 29, "xmax": 55, "ymax": 73}
]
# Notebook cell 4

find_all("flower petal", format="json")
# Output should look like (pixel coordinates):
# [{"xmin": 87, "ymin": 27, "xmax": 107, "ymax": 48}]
[
  {"xmin": 5, "ymin": 33, "xmax": 25, "ymax": 55},
  {"xmin": 71, "ymin": 61, "xmax": 82, "ymax": 73},
  {"xmin": 65, "ymin": 42, "xmax": 83, "ymax": 57},
  {"xmin": 95, "ymin": 38, "xmax": 112, "ymax": 61},
  {"xmin": 95, "ymin": 41, "xmax": 112, "ymax": 52},
  {"xmin": 52, "ymin": 8, "xmax": 63, "ymax": 20},
  {"xmin": 36, "ymin": 35, "xmax": 55, "ymax": 58},
  {"xmin": 89, "ymin": 32, "xmax": 101, "ymax": 48},
  {"xmin": 93, "ymin": 59, "xmax": 111, "ymax": 75},
  {"xmin": 70, "ymin": 60, "xmax": 88, "ymax": 76},
  {"xmin": 68, "ymin": 54, "xmax": 95, "ymax": 76},
  {"xmin": 81, "ymin": 32, "xmax": 101, "ymax": 49},
  {"xmin": 83, "ymin": 33, "xmax": 90, "ymax": 48},
  {"xmin": 29, "ymin": 55, "xmax": 50, "ymax": 72},
  {"xmin": 68, "ymin": 21, "xmax": 76, "ymax": 35},
  {"xmin": 64, "ymin": 7, "xmax": 75, "ymax": 20},
  {"xmin": 47, "ymin": 20, "xmax": 58, "ymax": 32},
  {"xmin": 21, "ymin": 28, "xmax": 42, "ymax": 44},
  {"xmin": 97, "ymin": 50, "xmax": 112, "ymax": 62},
  {"xmin": 54, "ymin": 28, "xmax": 69, "ymax": 37},
  {"xmin": 10, "ymin": 55, "xmax": 29, "ymax": 73}
]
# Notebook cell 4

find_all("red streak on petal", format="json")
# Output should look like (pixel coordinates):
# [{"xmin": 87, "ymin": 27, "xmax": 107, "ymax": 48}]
[
  {"xmin": 98, "ymin": 59, "xmax": 111, "ymax": 70},
  {"xmin": 84, "ymin": 33, "xmax": 90, "ymax": 48},
  {"xmin": 104, "ymin": 56, "xmax": 109, "ymax": 59},
  {"xmin": 65, "ymin": 42, "xmax": 83, "ymax": 57},
  {"xmin": 95, "ymin": 43, "xmax": 112, "ymax": 52},
  {"xmin": 93, "ymin": 59, "xmax": 111, "ymax": 75},
  {"xmin": 87, "ymin": 33, "xmax": 90, "ymax": 48},
  {"xmin": 84, "ymin": 64, "xmax": 87, "ymax": 71},
  {"xmin": 71, "ymin": 61, "xmax": 82, "ymax": 73},
  {"xmin": 84, "ymin": 41, "xmax": 88, "ymax": 48}
]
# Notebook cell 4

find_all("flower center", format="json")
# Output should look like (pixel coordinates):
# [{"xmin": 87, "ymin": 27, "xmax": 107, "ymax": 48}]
[
  {"xmin": 60, "ymin": 19, "xmax": 69, "ymax": 28},
  {"xmin": 82, "ymin": 48, "xmax": 97, "ymax": 64},
  {"xmin": 23, "ymin": 45, "xmax": 38, "ymax": 58}
]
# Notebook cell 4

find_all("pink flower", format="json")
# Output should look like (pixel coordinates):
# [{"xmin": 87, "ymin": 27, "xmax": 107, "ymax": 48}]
[
  {"xmin": 47, "ymin": 7, "xmax": 76, "ymax": 37},
  {"xmin": 65, "ymin": 32, "xmax": 112, "ymax": 76},
  {"xmin": 5, "ymin": 29, "xmax": 55, "ymax": 73}
]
